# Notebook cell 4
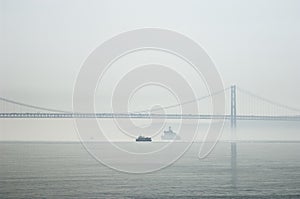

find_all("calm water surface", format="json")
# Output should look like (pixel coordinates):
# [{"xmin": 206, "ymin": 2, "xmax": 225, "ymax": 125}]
[{"xmin": 1, "ymin": 142, "xmax": 300, "ymax": 198}]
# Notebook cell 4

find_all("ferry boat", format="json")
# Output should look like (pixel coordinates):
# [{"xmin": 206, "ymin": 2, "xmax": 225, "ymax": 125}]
[
  {"xmin": 161, "ymin": 126, "xmax": 180, "ymax": 140},
  {"xmin": 136, "ymin": 136, "xmax": 152, "ymax": 142}
]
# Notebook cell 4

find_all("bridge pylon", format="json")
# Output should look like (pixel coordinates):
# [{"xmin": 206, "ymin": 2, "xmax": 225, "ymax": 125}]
[
  {"xmin": 230, "ymin": 85, "xmax": 238, "ymax": 186},
  {"xmin": 230, "ymin": 85, "xmax": 237, "ymax": 129}
]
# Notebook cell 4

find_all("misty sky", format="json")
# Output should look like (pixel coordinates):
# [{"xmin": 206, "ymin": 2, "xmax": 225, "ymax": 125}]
[{"xmin": 0, "ymin": 0, "xmax": 300, "ymax": 141}]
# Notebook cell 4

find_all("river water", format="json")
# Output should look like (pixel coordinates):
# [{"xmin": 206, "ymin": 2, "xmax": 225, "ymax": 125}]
[{"xmin": 1, "ymin": 142, "xmax": 300, "ymax": 198}]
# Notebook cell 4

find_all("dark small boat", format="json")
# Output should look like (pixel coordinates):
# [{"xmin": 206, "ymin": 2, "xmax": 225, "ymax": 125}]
[{"xmin": 136, "ymin": 136, "xmax": 152, "ymax": 142}]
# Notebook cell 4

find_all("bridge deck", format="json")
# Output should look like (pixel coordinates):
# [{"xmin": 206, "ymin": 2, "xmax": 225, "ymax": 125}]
[{"xmin": 0, "ymin": 113, "xmax": 300, "ymax": 121}]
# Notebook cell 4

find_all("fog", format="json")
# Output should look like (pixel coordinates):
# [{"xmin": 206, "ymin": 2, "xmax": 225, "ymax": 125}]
[{"xmin": 1, "ymin": 0, "xmax": 300, "ymax": 141}]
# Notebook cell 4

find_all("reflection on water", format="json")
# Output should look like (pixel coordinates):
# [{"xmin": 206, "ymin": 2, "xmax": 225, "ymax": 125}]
[
  {"xmin": 1, "ymin": 142, "xmax": 300, "ymax": 198},
  {"xmin": 231, "ymin": 142, "xmax": 237, "ymax": 188}
]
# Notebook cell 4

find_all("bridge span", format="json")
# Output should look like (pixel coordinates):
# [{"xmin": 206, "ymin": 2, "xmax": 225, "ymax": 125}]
[
  {"xmin": 1, "ymin": 85, "xmax": 300, "ymax": 122},
  {"xmin": 1, "ymin": 112, "xmax": 300, "ymax": 121}
]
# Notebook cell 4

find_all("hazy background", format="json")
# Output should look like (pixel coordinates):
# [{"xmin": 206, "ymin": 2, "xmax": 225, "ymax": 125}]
[{"xmin": 0, "ymin": 0, "xmax": 300, "ymax": 141}]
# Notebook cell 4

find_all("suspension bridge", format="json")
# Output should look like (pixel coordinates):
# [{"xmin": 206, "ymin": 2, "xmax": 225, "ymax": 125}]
[
  {"xmin": 1, "ymin": 85, "xmax": 299, "ymax": 184},
  {"xmin": 1, "ymin": 85, "xmax": 300, "ymax": 124}
]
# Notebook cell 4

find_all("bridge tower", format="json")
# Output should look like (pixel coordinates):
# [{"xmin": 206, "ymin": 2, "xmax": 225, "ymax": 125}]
[
  {"xmin": 230, "ymin": 85, "xmax": 237, "ymax": 129},
  {"xmin": 230, "ymin": 85, "xmax": 237, "ymax": 186}
]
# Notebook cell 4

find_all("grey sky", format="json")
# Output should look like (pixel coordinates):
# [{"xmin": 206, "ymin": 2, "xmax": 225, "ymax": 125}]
[
  {"xmin": 0, "ymin": 0, "xmax": 300, "ymax": 141},
  {"xmin": 1, "ymin": 0, "xmax": 300, "ymax": 109}
]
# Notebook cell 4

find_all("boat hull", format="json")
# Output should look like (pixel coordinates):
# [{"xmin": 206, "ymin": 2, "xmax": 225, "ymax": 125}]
[{"xmin": 136, "ymin": 137, "xmax": 152, "ymax": 142}]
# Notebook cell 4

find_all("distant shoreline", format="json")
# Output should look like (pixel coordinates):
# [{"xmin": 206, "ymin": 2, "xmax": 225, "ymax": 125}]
[{"xmin": 1, "ymin": 140, "xmax": 300, "ymax": 144}]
